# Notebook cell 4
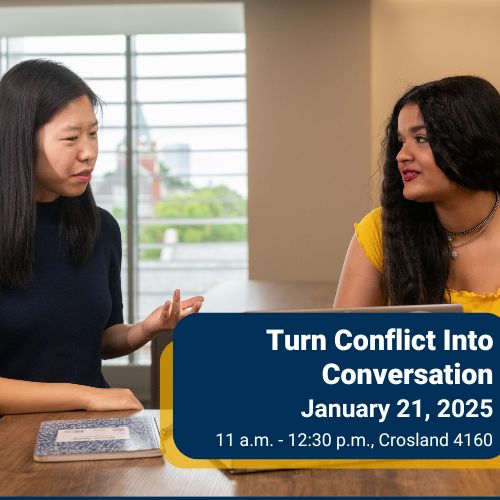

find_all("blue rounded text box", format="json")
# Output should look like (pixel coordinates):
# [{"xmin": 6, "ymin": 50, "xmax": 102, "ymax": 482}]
[{"xmin": 172, "ymin": 313, "xmax": 500, "ymax": 460}]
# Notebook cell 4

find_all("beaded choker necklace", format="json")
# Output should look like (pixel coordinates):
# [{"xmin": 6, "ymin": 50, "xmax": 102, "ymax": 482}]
[{"xmin": 447, "ymin": 191, "xmax": 499, "ymax": 259}]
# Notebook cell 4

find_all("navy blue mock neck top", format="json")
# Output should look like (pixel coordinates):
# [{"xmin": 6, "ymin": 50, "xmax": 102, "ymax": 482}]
[{"xmin": 0, "ymin": 198, "xmax": 124, "ymax": 388}]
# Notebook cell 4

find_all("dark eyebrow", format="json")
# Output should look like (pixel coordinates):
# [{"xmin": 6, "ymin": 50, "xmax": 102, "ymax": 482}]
[
  {"xmin": 61, "ymin": 120, "xmax": 98, "ymax": 132},
  {"xmin": 408, "ymin": 124, "xmax": 427, "ymax": 133},
  {"xmin": 397, "ymin": 124, "xmax": 427, "ymax": 138}
]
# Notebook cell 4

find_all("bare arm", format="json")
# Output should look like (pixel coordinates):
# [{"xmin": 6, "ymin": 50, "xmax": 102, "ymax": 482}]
[
  {"xmin": 101, "ymin": 322, "xmax": 154, "ymax": 360},
  {"xmin": 0, "ymin": 377, "xmax": 143, "ymax": 415},
  {"xmin": 334, "ymin": 235, "xmax": 385, "ymax": 308}
]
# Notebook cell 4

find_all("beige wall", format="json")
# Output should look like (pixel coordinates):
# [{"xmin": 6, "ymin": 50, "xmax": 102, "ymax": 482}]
[{"xmin": 246, "ymin": 0, "xmax": 371, "ymax": 282}]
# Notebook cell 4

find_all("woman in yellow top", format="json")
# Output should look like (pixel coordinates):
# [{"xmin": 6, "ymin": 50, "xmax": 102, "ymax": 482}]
[{"xmin": 335, "ymin": 76, "xmax": 500, "ymax": 314}]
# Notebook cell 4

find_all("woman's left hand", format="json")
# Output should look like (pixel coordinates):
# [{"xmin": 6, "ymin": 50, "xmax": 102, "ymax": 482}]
[{"xmin": 142, "ymin": 289, "xmax": 204, "ymax": 340}]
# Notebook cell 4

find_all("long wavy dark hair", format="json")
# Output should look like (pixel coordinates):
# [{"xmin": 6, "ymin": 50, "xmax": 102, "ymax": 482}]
[
  {"xmin": 381, "ymin": 76, "xmax": 500, "ymax": 304},
  {"xmin": 0, "ymin": 59, "xmax": 101, "ymax": 290}
]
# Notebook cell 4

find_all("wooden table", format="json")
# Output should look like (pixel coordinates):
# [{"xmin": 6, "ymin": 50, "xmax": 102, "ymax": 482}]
[
  {"xmin": 200, "ymin": 279, "xmax": 338, "ymax": 312},
  {"xmin": 2, "ymin": 412, "xmax": 500, "ymax": 495},
  {"xmin": 6, "ymin": 281, "xmax": 498, "ymax": 496}
]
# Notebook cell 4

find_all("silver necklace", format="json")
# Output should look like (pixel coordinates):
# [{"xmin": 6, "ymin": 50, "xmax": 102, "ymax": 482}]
[
  {"xmin": 448, "ymin": 225, "xmax": 489, "ymax": 259},
  {"xmin": 447, "ymin": 191, "xmax": 499, "ymax": 237},
  {"xmin": 447, "ymin": 192, "xmax": 499, "ymax": 259}
]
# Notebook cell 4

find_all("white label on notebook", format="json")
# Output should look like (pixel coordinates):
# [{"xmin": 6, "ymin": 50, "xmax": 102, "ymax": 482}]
[{"xmin": 55, "ymin": 426, "xmax": 131, "ymax": 442}]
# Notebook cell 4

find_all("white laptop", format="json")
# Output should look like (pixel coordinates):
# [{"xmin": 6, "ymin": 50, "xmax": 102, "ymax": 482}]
[{"xmin": 254, "ymin": 303, "xmax": 463, "ymax": 313}]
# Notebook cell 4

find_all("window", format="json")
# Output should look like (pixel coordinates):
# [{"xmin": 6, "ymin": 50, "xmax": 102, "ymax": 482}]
[{"xmin": 0, "ymin": 29, "xmax": 248, "ymax": 366}]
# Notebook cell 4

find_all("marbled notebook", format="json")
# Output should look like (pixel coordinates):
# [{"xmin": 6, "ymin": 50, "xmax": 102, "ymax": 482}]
[{"xmin": 33, "ymin": 415, "xmax": 162, "ymax": 462}]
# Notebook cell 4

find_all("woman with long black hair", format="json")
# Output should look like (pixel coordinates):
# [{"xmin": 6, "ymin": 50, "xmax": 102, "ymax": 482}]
[
  {"xmin": 0, "ymin": 59, "xmax": 203, "ymax": 414},
  {"xmin": 335, "ymin": 75, "xmax": 500, "ymax": 314}
]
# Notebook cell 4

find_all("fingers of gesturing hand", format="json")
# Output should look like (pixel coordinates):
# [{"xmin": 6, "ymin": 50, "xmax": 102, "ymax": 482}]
[
  {"xmin": 180, "ymin": 295, "xmax": 204, "ymax": 308},
  {"xmin": 171, "ymin": 288, "xmax": 181, "ymax": 320},
  {"xmin": 157, "ymin": 292, "xmax": 180, "ymax": 329},
  {"xmin": 179, "ymin": 295, "xmax": 204, "ymax": 316},
  {"xmin": 156, "ymin": 291, "xmax": 204, "ymax": 330},
  {"xmin": 188, "ymin": 299, "xmax": 203, "ymax": 314},
  {"xmin": 160, "ymin": 300, "xmax": 172, "ymax": 322}
]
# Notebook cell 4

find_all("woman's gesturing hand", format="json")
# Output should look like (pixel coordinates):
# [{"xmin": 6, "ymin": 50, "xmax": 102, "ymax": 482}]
[{"xmin": 142, "ymin": 289, "xmax": 204, "ymax": 339}]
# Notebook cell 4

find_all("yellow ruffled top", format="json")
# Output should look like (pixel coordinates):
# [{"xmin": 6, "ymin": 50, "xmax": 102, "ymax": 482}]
[{"xmin": 354, "ymin": 207, "xmax": 500, "ymax": 315}]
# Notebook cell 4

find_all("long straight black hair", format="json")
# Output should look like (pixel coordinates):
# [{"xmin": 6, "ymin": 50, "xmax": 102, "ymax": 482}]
[
  {"xmin": 381, "ymin": 76, "xmax": 500, "ymax": 304},
  {"xmin": 0, "ymin": 59, "xmax": 101, "ymax": 289}
]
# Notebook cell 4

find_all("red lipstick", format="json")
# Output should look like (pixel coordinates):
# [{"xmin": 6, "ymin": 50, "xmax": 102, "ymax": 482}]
[{"xmin": 402, "ymin": 169, "xmax": 420, "ymax": 182}]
